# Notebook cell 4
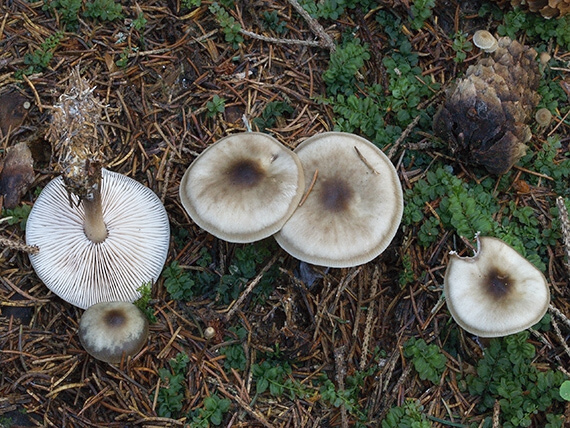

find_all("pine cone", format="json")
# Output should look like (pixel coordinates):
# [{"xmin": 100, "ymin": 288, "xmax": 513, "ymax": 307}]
[
  {"xmin": 433, "ymin": 37, "xmax": 541, "ymax": 175},
  {"xmin": 491, "ymin": 0, "xmax": 570, "ymax": 18}
]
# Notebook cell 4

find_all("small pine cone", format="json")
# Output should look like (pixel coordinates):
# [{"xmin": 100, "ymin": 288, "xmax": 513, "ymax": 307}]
[
  {"xmin": 433, "ymin": 37, "xmax": 541, "ymax": 175},
  {"xmin": 490, "ymin": 0, "xmax": 570, "ymax": 18}
]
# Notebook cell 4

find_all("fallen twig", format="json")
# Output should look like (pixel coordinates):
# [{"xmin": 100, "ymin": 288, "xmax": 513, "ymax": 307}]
[
  {"xmin": 225, "ymin": 253, "xmax": 279, "ymax": 321},
  {"xmin": 0, "ymin": 235, "xmax": 39, "ymax": 254},
  {"xmin": 556, "ymin": 196, "xmax": 570, "ymax": 277},
  {"xmin": 287, "ymin": 0, "xmax": 336, "ymax": 51}
]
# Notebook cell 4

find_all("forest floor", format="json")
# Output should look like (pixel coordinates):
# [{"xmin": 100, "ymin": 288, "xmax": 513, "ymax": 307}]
[{"xmin": 0, "ymin": 0, "xmax": 569, "ymax": 427}]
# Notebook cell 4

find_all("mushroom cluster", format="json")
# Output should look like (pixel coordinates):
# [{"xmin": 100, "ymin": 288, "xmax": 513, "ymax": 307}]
[
  {"xmin": 444, "ymin": 235, "xmax": 550, "ymax": 337},
  {"xmin": 22, "ymin": 70, "xmax": 170, "ymax": 364},
  {"xmin": 433, "ymin": 36, "xmax": 541, "ymax": 174},
  {"xmin": 180, "ymin": 132, "xmax": 404, "ymax": 268}
]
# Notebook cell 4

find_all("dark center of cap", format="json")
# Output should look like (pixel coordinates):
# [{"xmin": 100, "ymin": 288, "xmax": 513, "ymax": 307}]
[
  {"xmin": 320, "ymin": 178, "xmax": 353, "ymax": 212},
  {"xmin": 485, "ymin": 268, "xmax": 511, "ymax": 299},
  {"xmin": 104, "ymin": 309, "xmax": 126, "ymax": 328},
  {"xmin": 227, "ymin": 159, "xmax": 265, "ymax": 187}
]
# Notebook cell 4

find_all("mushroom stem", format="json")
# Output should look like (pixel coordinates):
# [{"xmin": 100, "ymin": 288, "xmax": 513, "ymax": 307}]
[{"xmin": 82, "ymin": 186, "xmax": 108, "ymax": 243}]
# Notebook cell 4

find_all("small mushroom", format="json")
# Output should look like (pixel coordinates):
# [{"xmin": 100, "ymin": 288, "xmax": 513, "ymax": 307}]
[
  {"xmin": 179, "ymin": 132, "xmax": 305, "ymax": 243},
  {"xmin": 535, "ymin": 108, "xmax": 552, "ymax": 127},
  {"xmin": 539, "ymin": 52, "xmax": 551, "ymax": 66},
  {"xmin": 26, "ymin": 168, "xmax": 170, "ymax": 309},
  {"xmin": 444, "ymin": 235, "xmax": 550, "ymax": 337},
  {"xmin": 78, "ymin": 301, "xmax": 149, "ymax": 364},
  {"xmin": 274, "ymin": 132, "xmax": 403, "ymax": 268},
  {"xmin": 473, "ymin": 30, "xmax": 498, "ymax": 53}
]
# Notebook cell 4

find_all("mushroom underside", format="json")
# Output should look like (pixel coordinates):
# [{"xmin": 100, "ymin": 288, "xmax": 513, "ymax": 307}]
[{"xmin": 26, "ymin": 169, "xmax": 170, "ymax": 309}]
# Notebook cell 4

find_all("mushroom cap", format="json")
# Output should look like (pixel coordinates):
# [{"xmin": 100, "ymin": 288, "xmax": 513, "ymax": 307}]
[
  {"xmin": 274, "ymin": 132, "xmax": 403, "ymax": 268},
  {"xmin": 535, "ymin": 108, "xmax": 553, "ymax": 127},
  {"xmin": 25, "ymin": 168, "xmax": 170, "ymax": 309},
  {"xmin": 179, "ymin": 132, "xmax": 305, "ymax": 243},
  {"xmin": 78, "ymin": 301, "xmax": 149, "ymax": 363},
  {"xmin": 473, "ymin": 30, "xmax": 498, "ymax": 52},
  {"xmin": 444, "ymin": 236, "xmax": 550, "ymax": 337}
]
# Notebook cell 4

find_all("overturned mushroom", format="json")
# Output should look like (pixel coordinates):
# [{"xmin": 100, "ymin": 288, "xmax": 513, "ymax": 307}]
[
  {"xmin": 78, "ymin": 301, "xmax": 149, "ymax": 364},
  {"xmin": 26, "ymin": 169, "xmax": 170, "ymax": 309},
  {"xmin": 444, "ymin": 235, "xmax": 550, "ymax": 337},
  {"xmin": 275, "ymin": 132, "xmax": 403, "ymax": 268},
  {"xmin": 179, "ymin": 132, "xmax": 305, "ymax": 243},
  {"xmin": 25, "ymin": 70, "xmax": 169, "ymax": 309}
]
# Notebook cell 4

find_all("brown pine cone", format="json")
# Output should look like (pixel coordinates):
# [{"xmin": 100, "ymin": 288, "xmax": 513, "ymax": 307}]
[
  {"xmin": 491, "ymin": 0, "xmax": 570, "ymax": 18},
  {"xmin": 433, "ymin": 37, "xmax": 541, "ymax": 175}
]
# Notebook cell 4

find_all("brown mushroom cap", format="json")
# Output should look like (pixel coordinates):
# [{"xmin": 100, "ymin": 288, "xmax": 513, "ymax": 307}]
[
  {"xmin": 274, "ymin": 132, "xmax": 403, "ymax": 268},
  {"xmin": 444, "ymin": 235, "xmax": 550, "ymax": 337},
  {"xmin": 25, "ymin": 168, "xmax": 170, "ymax": 309},
  {"xmin": 78, "ymin": 301, "xmax": 149, "ymax": 364},
  {"xmin": 179, "ymin": 132, "xmax": 305, "ymax": 243}
]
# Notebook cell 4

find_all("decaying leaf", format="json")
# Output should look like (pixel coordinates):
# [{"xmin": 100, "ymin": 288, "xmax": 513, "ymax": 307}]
[
  {"xmin": 433, "ymin": 37, "xmax": 541, "ymax": 174},
  {"xmin": 0, "ymin": 89, "xmax": 29, "ymax": 137},
  {"xmin": 0, "ymin": 142, "xmax": 35, "ymax": 209}
]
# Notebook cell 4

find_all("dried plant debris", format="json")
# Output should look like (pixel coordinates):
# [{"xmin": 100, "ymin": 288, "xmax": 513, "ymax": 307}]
[
  {"xmin": 492, "ymin": 0, "xmax": 570, "ymax": 18},
  {"xmin": 0, "ymin": 89, "xmax": 29, "ymax": 137},
  {"xmin": 47, "ymin": 68, "xmax": 105, "ymax": 200},
  {"xmin": 557, "ymin": 197, "xmax": 570, "ymax": 276},
  {"xmin": 433, "ymin": 37, "xmax": 541, "ymax": 174},
  {"xmin": 0, "ymin": 142, "xmax": 35, "ymax": 209}
]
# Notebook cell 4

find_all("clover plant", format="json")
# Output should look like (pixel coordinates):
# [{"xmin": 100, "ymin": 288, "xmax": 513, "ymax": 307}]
[
  {"xmin": 157, "ymin": 352, "xmax": 190, "ymax": 418},
  {"xmin": 465, "ymin": 331, "xmax": 566, "ymax": 427},
  {"xmin": 382, "ymin": 399, "xmax": 431, "ymax": 428},
  {"xmin": 403, "ymin": 337, "xmax": 447, "ymax": 384}
]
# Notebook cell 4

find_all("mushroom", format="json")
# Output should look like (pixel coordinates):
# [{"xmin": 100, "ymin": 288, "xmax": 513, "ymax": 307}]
[
  {"xmin": 179, "ymin": 132, "xmax": 305, "ymax": 243},
  {"xmin": 25, "ymin": 168, "xmax": 170, "ymax": 309},
  {"xmin": 274, "ymin": 132, "xmax": 403, "ymax": 268},
  {"xmin": 473, "ymin": 30, "xmax": 498, "ymax": 53},
  {"xmin": 535, "ymin": 108, "xmax": 552, "ymax": 127},
  {"xmin": 78, "ymin": 301, "xmax": 149, "ymax": 364},
  {"xmin": 539, "ymin": 52, "xmax": 551, "ymax": 66},
  {"xmin": 25, "ymin": 70, "xmax": 170, "ymax": 309},
  {"xmin": 444, "ymin": 235, "xmax": 550, "ymax": 337}
]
